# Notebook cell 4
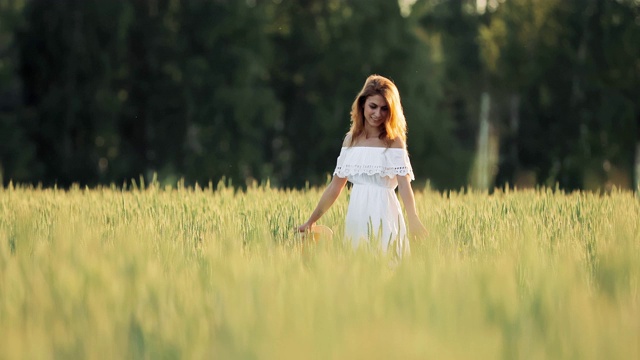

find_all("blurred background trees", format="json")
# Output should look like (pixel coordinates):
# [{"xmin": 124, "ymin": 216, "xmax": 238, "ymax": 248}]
[{"xmin": 0, "ymin": 0, "xmax": 638, "ymax": 191}]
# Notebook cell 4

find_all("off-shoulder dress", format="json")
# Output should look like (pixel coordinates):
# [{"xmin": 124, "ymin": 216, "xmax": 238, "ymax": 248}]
[{"xmin": 333, "ymin": 146, "xmax": 414, "ymax": 257}]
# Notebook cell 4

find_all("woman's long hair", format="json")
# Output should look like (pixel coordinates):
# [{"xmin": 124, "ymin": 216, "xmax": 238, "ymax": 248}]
[{"xmin": 348, "ymin": 74, "xmax": 407, "ymax": 147}]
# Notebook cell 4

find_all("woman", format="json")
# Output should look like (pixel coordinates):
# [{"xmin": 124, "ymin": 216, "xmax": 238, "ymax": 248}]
[{"xmin": 297, "ymin": 74, "xmax": 427, "ymax": 257}]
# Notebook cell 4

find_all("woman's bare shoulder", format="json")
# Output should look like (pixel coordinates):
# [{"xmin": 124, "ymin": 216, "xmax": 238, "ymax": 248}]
[
  {"xmin": 342, "ymin": 133, "xmax": 353, "ymax": 147},
  {"xmin": 389, "ymin": 137, "xmax": 406, "ymax": 149}
]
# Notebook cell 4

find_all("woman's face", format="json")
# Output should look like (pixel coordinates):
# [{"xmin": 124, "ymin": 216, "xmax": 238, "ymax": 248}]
[{"xmin": 363, "ymin": 94, "xmax": 389, "ymax": 129}]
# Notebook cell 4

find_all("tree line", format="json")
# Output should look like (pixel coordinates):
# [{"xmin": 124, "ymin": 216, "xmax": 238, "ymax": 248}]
[{"xmin": 0, "ymin": 0, "xmax": 638, "ymax": 190}]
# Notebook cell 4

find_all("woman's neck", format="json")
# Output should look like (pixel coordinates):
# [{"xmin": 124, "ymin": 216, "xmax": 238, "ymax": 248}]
[
  {"xmin": 363, "ymin": 125, "xmax": 381, "ymax": 139},
  {"xmin": 364, "ymin": 131, "xmax": 379, "ymax": 139}
]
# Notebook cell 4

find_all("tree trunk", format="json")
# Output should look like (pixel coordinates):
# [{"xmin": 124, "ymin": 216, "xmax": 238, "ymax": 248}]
[
  {"xmin": 635, "ymin": 142, "xmax": 640, "ymax": 194},
  {"xmin": 509, "ymin": 93, "xmax": 520, "ymax": 174},
  {"xmin": 474, "ymin": 91, "xmax": 491, "ymax": 190}
]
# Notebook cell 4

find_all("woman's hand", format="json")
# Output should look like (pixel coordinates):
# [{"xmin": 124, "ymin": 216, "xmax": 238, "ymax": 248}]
[
  {"xmin": 296, "ymin": 221, "xmax": 315, "ymax": 233},
  {"xmin": 409, "ymin": 222, "xmax": 428, "ymax": 239},
  {"xmin": 408, "ymin": 215, "xmax": 428, "ymax": 240}
]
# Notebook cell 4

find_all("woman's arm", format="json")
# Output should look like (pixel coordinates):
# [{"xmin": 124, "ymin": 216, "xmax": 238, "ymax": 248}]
[
  {"xmin": 297, "ymin": 175, "xmax": 348, "ymax": 232},
  {"xmin": 397, "ymin": 174, "xmax": 428, "ymax": 238}
]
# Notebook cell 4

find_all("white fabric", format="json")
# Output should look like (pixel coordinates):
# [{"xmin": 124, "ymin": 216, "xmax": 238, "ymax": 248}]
[{"xmin": 334, "ymin": 146, "xmax": 413, "ymax": 257}]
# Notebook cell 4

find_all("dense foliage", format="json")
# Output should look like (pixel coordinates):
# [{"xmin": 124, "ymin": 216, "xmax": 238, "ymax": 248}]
[{"xmin": 0, "ymin": 0, "xmax": 638, "ymax": 190}]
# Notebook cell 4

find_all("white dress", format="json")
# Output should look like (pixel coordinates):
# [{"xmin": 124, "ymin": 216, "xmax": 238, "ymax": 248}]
[{"xmin": 333, "ymin": 146, "xmax": 414, "ymax": 258}]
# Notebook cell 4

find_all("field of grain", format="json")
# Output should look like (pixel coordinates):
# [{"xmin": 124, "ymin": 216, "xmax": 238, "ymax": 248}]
[{"xmin": 0, "ymin": 181, "xmax": 638, "ymax": 359}]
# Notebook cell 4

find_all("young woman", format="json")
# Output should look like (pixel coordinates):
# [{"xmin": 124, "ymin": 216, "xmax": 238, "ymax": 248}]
[{"xmin": 297, "ymin": 75, "xmax": 427, "ymax": 257}]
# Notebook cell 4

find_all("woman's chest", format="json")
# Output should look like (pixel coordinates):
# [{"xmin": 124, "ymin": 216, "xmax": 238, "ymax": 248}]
[{"xmin": 353, "ymin": 137, "xmax": 387, "ymax": 147}]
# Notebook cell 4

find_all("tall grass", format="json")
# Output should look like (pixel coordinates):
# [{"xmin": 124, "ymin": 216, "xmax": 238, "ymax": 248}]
[{"xmin": 0, "ymin": 182, "xmax": 638, "ymax": 359}]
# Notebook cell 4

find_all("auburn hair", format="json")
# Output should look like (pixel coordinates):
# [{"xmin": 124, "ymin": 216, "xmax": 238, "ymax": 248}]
[{"xmin": 348, "ymin": 74, "xmax": 407, "ymax": 147}]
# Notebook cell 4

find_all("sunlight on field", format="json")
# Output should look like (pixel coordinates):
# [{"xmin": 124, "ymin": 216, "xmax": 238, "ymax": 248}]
[{"xmin": 0, "ymin": 182, "xmax": 638, "ymax": 359}]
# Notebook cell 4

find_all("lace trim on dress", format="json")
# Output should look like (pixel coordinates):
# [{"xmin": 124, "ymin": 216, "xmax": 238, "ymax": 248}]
[{"xmin": 334, "ymin": 164, "xmax": 413, "ymax": 179}]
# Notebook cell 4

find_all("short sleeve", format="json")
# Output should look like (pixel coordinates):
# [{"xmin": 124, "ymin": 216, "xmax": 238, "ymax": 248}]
[
  {"xmin": 333, "ymin": 148, "xmax": 348, "ymax": 178},
  {"xmin": 386, "ymin": 149, "xmax": 414, "ymax": 180}
]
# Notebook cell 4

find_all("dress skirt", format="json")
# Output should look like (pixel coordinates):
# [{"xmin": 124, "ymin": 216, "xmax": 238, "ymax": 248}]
[{"xmin": 333, "ymin": 146, "xmax": 414, "ymax": 258}]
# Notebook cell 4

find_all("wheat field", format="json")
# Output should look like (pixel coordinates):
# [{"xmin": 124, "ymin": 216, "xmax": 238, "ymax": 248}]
[{"xmin": 0, "ymin": 181, "xmax": 638, "ymax": 359}]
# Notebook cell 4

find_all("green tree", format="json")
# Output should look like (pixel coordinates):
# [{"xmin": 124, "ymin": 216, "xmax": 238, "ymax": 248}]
[
  {"xmin": 414, "ymin": 0, "xmax": 640, "ymax": 190},
  {"xmin": 16, "ymin": 0, "xmax": 282, "ymax": 187},
  {"xmin": 177, "ymin": 1, "xmax": 282, "ymax": 186},
  {"xmin": 0, "ymin": 0, "xmax": 34, "ymax": 184},
  {"xmin": 10, "ymin": 0, "xmax": 636, "ymax": 190},
  {"xmin": 412, "ymin": 0, "xmax": 485, "ymax": 187},
  {"xmin": 17, "ymin": 0, "xmax": 132, "ymax": 185},
  {"xmin": 488, "ymin": 0, "xmax": 639, "ymax": 190}
]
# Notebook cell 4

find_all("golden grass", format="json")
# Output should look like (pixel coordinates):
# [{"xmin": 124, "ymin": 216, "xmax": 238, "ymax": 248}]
[{"xmin": 0, "ymin": 182, "xmax": 638, "ymax": 359}]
